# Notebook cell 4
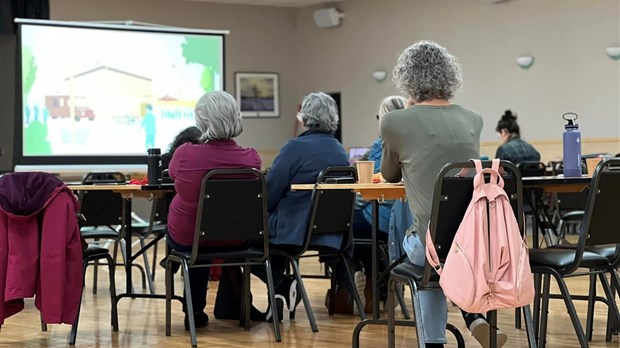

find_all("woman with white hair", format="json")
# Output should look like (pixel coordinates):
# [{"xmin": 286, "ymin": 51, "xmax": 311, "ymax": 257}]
[
  {"xmin": 252, "ymin": 92, "xmax": 349, "ymax": 320},
  {"xmin": 166, "ymin": 91, "xmax": 262, "ymax": 328},
  {"xmin": 381, "ymin": 41, "xmax": 506, "ymax": 348}
]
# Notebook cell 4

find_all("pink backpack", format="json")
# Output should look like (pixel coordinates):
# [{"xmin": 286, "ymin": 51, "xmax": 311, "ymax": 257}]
[{"xmin": 426, "ymin": 159, "xmax": 535, "ymax": 313}]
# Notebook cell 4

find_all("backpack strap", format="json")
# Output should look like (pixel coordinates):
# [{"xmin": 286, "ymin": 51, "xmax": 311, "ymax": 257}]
[{"xmin": 425, "ymin": 229, "xmax": 443, "ymax": 275}]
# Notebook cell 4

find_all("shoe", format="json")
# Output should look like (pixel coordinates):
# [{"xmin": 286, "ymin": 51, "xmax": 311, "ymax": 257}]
[
  {"xmin": 277, "ymin": 277, "xmax": 302, "ymax": 318},
  {"xmin": 469, "ymin": 317, "xmax": 508, "ymax": 348},
  {"xmin": 184, "ymin": 311, "xmax": 209, "ymax": 330},
  {"xmin": 265, "ymin": 294, "xmax": 285, "ymax": 322},
  {"xmin": 352, "ymin": 271, "xmax": 366, "ymax": 316}
]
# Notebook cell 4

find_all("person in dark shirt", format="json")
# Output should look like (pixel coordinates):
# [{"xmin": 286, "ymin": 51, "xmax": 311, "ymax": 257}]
[{"xmin": 495, "ymin": 110, "xmax": 540, "ymax": 165}]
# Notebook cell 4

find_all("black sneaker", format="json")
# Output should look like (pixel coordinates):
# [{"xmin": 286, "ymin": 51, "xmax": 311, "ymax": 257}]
[{"xmin": 265, "ymin": 295, "xmax": 284, "ymax": 322}]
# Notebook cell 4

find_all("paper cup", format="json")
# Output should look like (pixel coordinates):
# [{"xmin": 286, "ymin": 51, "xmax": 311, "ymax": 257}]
[
  {"xmin": 586, "ymin": 157, "xmax": 602, "ymax": 177},
  {"xmin": 356, "ymin": 161, "xmax": 374, "ymax": 183}
]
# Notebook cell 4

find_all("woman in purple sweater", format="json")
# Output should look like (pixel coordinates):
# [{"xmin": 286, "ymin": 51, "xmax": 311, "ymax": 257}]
[{"xmin": 167, "ymin": 91, "xmax": 261, "ymax": 328}]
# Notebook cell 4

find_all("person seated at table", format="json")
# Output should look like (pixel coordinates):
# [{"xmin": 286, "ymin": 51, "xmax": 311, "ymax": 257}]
[
  {"xmin": 382, "ymin": 40, "xmax": 507, "ymax": 348},
  {"xmin": 331, "ymin": 95, "xmax": 409, "ymax": 312},
  {"xmin": 495, "ymin": 109, "xmax": 540, "ymax": 165},
  {"xmin": 166, "ymin": 91, "xmax": 262, "ymax": 328},
  {"xmin": 251, "ymin": 92, "xmax": 352, "ymax": 321}
]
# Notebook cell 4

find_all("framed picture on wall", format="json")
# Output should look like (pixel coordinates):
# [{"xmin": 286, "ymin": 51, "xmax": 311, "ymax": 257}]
[{"xmin": 235, "ymin": 72, "xmax": 279, "ymax": 118}]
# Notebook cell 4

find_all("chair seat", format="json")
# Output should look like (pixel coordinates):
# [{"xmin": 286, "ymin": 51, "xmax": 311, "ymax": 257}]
[
  {"xmin": 84, "ymin": 244, "xmax": 110, "ymax": 259},
  {"xmin": 81, "ymin": 227, "xmax": 120, "ymax": 239},
  {"xmin": 551, "ymin": 243, "xmax": 617, "ymax": 260},
  {"xmin": 170, "ymin": 247, "xmax": 264, "ymax": 262},
  {"xmin": 391, "ymin": 261, "xmax": 441, "ymax": 282},
  {"xmin": 561, "ymin": 210, "xmax": 584, "ymax": 221},
  {"xmin": 530, "ymin": 248, "xmax": 609, "ymax": 270},
  {"xmin": 132, "ymin": 223, "xmax": 166, "ymax": 237}
]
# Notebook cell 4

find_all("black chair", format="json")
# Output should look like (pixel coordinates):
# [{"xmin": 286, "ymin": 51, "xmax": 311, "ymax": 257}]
[
  {"xmin": 280, "ymin": 166, "xmax": 367, "ymax": 329},
  {"xmin": 78, "ymin": 172, "xmax": 148, "ymax": 294},
  {"xmin": 42, "ymin": 244, "xmax": 119, "ymax": 345},
  {"xmin": 530, "ymin": 158, "xmax": 620, "ymax": 348},
  {"xmin": 547, "ymin": 161, "xmax": 589, "ymax": 242},
  {"xmin": 387, "ymin": 160, "xmax": 536, "ymax": 348},
  {"xmin": 164, "ymin": 168, "xmax": 281, "ymax": 347}
]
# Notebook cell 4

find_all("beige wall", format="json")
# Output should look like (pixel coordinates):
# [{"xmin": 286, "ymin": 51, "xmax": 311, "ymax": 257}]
[
  {"xmin": 296, "ymin": 0, "xmax": 620, "ymax": 159},
  {"xmin": 41, "ymin": 0, "xmax": 620, "ymax": 168}
]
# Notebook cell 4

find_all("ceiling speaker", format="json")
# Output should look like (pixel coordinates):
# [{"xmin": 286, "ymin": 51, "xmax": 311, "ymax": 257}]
[{"xmin": 313, "ymin": 8, "xmax": 344, "ymax": 29}]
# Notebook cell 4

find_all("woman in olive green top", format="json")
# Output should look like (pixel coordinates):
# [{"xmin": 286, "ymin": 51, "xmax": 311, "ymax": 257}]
[{"xmin": 381, "ymin": 41, "xmax": 507, "ymax": 348}]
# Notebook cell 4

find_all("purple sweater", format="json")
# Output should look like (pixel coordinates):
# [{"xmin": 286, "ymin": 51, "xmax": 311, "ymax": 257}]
[{"xmin": 167, "ymin": 140, "xmax": 261, "ymax": 246}]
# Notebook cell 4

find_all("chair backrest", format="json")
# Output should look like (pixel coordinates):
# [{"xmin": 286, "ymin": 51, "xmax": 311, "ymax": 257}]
[
  {"xmin": 423, "ymin": 160, "xmax": 523, "ymax": 285},
  {"xmin": 78, "ymin": 172, "xmax": 126, "ymax": 228},
  {"xmin": 517, "ymin": 161, "xmax": 546, "ymax": 177},
  {"xmin": 572, "ymin": 158, "xmax": 620, "ymax": 268},
  {"xmin": 191, "ymin": 168, "xmax": 268, "ymax": 264},
  {"xmin": 299, "ymin": 166, "xmax": 357, "ymax": 254}
]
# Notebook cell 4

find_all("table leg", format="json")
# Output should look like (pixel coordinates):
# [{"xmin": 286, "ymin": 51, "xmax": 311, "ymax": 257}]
[
  {"xmin": 371, "ymin": 199, "xmax": 379, "ymax": 320},
  {"xmin": 124, "ymin": 198, "xmax": 133, "ymax": 295}
]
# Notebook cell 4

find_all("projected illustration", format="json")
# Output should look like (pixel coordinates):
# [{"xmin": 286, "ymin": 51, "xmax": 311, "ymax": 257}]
[{"xmin": 20, "ymin": 25, "xmax": 224, "ymax": 156}]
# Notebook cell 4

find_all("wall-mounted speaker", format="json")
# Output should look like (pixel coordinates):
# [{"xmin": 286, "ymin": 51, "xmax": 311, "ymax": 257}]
[{"xmin": 313, "ymin": 8, "xmax": 344, "ymax": 29}]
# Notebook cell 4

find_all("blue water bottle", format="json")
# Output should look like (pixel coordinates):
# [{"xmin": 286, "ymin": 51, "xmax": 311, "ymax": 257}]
[{"xmin": 562, "ymin": 112, "xmax": 581, "ymax": 177}]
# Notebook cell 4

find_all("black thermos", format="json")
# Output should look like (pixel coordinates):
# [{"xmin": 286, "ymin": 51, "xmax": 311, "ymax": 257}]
[{"xmin": 147, "ymin": 148, "xmax": 162, "ymax": 185}]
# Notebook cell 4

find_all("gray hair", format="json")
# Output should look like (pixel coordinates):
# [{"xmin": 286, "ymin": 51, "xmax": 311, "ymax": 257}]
[
  {"xmin": 194, "ymin": 91, "xmax": 243, "ymax": 141},
  {"xmin": 378, "ymin": 95, "xmax": 407, "ymax": 120},
  {"xmin": 392, "ymin": 40, "xmax": 462, "ymax": 102},
  {"xmin": 297, "ymin": 92, "xmax": 339, "ymax": 133}
]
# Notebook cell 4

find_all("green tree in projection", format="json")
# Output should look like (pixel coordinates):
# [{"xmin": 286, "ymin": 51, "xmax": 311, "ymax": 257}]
[
  {"xmin": 181, "ymin": 36, "xmax": 222, "ymax": 93},
  {"xmin": 22, "ymin": 47, "xmax": 37, "ymax": 100}
]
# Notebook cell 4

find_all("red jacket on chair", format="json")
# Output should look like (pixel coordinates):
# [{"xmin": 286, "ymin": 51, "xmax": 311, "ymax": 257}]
[{"xmin": 0, "ymin": 172, "xmax": 83, "ymax": 325}]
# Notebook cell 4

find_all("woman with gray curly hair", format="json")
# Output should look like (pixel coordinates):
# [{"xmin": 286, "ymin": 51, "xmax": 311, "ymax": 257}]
[
  {"xmin": 166, "ymin": 91, "xmax": 263, "ymax": 328},
  {"xmin": 250, "ymin": 92, "xmax": 350, "ymax": 321},
  {"xmin": 382, "ymin": 41, "xmax": 507, "ymax": 348}
]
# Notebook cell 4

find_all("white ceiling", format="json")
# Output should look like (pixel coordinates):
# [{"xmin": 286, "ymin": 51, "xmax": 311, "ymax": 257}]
[{"xmin": 181, "ymin": 0, "xmax": 346, "ymax": 7}]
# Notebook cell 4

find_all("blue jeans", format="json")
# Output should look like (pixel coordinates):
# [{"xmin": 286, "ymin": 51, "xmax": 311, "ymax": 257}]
[{"xmin": 403, "ymin": 233, "xmax": 448, "ymax": 344}]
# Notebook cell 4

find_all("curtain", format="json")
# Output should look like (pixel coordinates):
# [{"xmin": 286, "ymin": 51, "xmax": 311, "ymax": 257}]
[{"xmin": 0, "ymin": 0, "xmax": 50, "ymax": 34}]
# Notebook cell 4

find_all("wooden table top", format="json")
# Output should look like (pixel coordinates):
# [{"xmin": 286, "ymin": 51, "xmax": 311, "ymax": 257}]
[
  {"xmin": 67, "ymin": 183, "xmax": 174, "ymax": 198},
  {"xmin": 291, "ymin": 182, "xmax": 406, "ymax": 201},
  {"xmin": 522, "ymin": 175, "xmax": 591, "ymax": 193}
]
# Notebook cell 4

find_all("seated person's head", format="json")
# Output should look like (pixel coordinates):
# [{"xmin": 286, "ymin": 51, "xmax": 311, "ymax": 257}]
[
  {"xmin": 392, "ymin": 40, "xmax": 462, "ymax": 103},
  {"xmin": 377, "ymin": 96, "xmax": 407, "ymax": 122},
  {"xmin": 195, "ymin": 91, "xmax": 243, "ymax": 142},
  {"xmin": 162, "ymin": 126, "xmax": 202, "ymax": 169},
  {"xmin": 297, "ymin": 92, "xmax": 339, "ymax": 134},
  {"xmin": 496, "ymin": 110, "xmax": 520, "ymax": 144}
]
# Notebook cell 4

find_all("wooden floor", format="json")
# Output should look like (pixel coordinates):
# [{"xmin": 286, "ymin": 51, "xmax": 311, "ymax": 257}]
[{"xmin": 2, "ymin": 241, "xmax": 620, "ymax": 347}]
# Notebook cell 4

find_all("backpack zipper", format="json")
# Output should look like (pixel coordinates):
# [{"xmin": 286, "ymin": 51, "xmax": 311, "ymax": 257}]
[{"xmin": 486, "ymin": 198, "xmax": 492, "ymax": 273}]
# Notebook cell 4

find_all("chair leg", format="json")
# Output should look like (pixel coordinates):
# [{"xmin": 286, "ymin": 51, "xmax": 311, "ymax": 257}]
[
  {"xmin": 105, "ymin": 254, "xmax": 119, "ymax": 332},
  {"xmin": 139, "ymin": 237, "xmax": 156, "ymax": 294},
  {"xmin": 243, "ymin": 264, "xmax": 251, "ymax": 331},
  {"xmin": 69, "ymin": 258, "xmax": 90, "ymax": 345},
  {"xmin": 407, "ymin": 280, "xmax": 426, "ymax": 348},
  {"xmin": 180, "ymin": 260, "xmax": 197, "ymax": 348},
  {"xmin": 395, "ymin": 284, "xmax": 410, "ymax": 319},
  {"xmin": 92, "ymin": 238, "xmax": 100, "ymax": 295},
  {"xmin": 290, "ymin": 256, "xmax": 318, "ymax": 332},
  {"xmin": 553, "ymin": 271, "xmax": 589, "ymax": 348},
  {"xmin": 598, "ymin": 272, "xmax": 620, "ymax": 342},
  {"xmin": 40, "ymin": 314, "xmax": 47, "ymax": 332},
  {"xmin": 538, "ymin": 274, "xmax": 551, "ymax": 348},
  {"xmin": 265, "ymin": 259, "xmax": 282, "ymax": 342},
  {"xmin": 165, "ymin": 258, "xmax": 173, "ymax": 337},
  {"xmin": 522, "ymin": 305, "xmax": 538, "ymax": 348},
  {"xmin": 533, "ymin": 272, "xmax": 542, "ymax": 339},
  {"xmin": 341, "ymin": 254, "xmax": 367, "ymax": 321},
  {"xmin": 327, "ymin": 266, "xmax": 336, "ymax": 316},
  {"xmin": 151, "ymin": 237, "xmax": 159, "ymax": 280},
  {"xmin": 585, "ymin": 273, "xmax": 597, "ymax": 341},
  {"xmin": 387, "ymin": 278, "xmax": 397, "ymax": 348}
]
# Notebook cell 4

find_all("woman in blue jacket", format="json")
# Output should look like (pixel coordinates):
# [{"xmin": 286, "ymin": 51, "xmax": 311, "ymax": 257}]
[{"xmin": 253, "ymin": 92, "xmax": 349, "ymax": 320}]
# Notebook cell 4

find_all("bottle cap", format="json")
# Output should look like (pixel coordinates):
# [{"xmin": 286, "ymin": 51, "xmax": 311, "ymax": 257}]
[
  {"xmin": 562, "ymin": 112, "xmax": 578, "ymax": 126},
  {"xmin": 147, "ymin": 148, "xmax": 161, "ymax": 155}
]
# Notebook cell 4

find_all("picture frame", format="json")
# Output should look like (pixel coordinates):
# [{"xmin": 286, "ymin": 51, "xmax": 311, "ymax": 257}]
[{"xmin": 235, "ymin": 72, "xmax": 279, "ymax": 118}]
